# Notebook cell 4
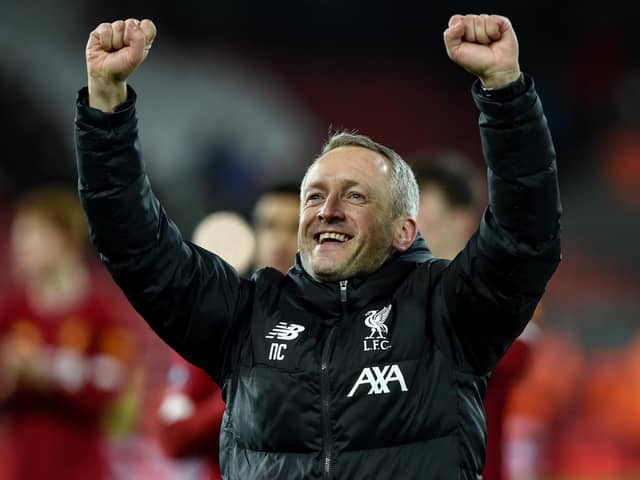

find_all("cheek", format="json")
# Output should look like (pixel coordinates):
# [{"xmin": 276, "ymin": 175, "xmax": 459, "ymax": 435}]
[
  {"xmin": 12, "ymin": 230, "xmax": 44, "ymax": 256},
  {"xmin": 299, "ymin": 210, "xmax": 315, "ymax": 235},
  {"xmin": 297, "ymin": 224, "xmax": 307, "ymax": 247},
  {"xmin": 362, "ymin": 214, "xmax": 389, "ymax": 245}
]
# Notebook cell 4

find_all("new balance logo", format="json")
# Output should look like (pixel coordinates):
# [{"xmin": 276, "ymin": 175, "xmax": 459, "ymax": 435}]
[
  {"xmin": 265, "ymin": 322, "xmax": 306, "ymax": 341},
  {"xmin": 347, "ymin": 364, "xmax": 408, "ymax": 397}
]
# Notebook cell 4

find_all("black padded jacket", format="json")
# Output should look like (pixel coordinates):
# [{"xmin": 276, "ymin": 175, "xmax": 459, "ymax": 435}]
[{"xmin": 75, "ymin": 74, "xmax": 561, "ymax": 479}]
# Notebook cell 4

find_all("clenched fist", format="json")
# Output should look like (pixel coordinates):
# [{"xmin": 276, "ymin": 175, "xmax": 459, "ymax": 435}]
[
  {"xmin": 443, "ymin": 14, "xmax": 520, "ymax": 89},
  {"xmin": 86, "ymin": 18, "xmax": 157, "ymax": 112}
]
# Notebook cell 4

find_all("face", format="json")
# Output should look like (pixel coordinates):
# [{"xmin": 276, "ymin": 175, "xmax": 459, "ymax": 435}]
[
  {"xmin": 10, "ymin": 212, "xmax": 69, "ymax": 280},
  {"xmin": 417, "ymin": 184, "xmax": 474, "ymax": 260},
  {"xmin": 298, "ymin": 146, "xmax": 397, "ymax": 282},
  {"xmin": 253, "ymin": 193, "xmax": 300, "ymax": 274}
]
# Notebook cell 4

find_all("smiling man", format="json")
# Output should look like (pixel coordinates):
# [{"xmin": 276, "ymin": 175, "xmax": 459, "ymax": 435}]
[
  {"xmin": 74, "ymin": 14, "xmax": 561, "ymax": 479},
  {"xmin": 299, "ymin": 141, "xmax": 417, "ymax": 283}
]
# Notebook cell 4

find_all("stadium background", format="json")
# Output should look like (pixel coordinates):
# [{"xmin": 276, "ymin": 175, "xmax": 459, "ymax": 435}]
[{"xmin": 1, "ymin": 1, "xmax": 639, "ymax": 478}]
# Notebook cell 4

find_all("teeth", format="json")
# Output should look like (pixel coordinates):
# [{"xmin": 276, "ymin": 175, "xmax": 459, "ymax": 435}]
[{"xmin": 318, "ymin": 232, "xmax": 350, "ymax": 243}]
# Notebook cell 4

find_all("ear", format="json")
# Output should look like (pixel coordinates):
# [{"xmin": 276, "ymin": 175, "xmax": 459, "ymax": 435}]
[{"xmin": 391, "ymin": 217, "xmax": 418, "ymax": 252}]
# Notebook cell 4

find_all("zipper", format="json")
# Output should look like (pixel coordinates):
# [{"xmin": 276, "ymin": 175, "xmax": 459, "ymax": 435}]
[{"xmin": 321, "ymin": 280, "xmax": 348, "ymax": 479}]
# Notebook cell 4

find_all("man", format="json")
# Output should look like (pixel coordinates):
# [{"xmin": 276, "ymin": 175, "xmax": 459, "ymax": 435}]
[
  {"xmin": 412, "ymin": 152, "xmax": 482, "ymax": 261},
  {"xmin": 252, "ymin": 183, "xmax": 301, "ymax": 274},
  {"xmin": 0, "ymin": 188, "xmax": 133, "ymax": 480},
  {"xmin": 156, "ymin": 185, "xmax": 300, "ymax": 480},
  {"xmin": 75, "ymin": 14, "xmax": 561, "ymax": 479},
  {"xmin": 412, "ymin": 155, "xmax": 538, "ymax": 480}
]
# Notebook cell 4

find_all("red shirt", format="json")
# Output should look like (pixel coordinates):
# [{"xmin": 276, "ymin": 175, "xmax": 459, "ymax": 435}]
[
  {"xmin": 0, "ymin": 284, "xmax": 132, "ymax": 480},
  {"xmin": 156, "ymin": 354, "xmax": 225, "ymax": 480},
  {"xmin": 483, "ymin": 339, "xmax": 532, "ymax": 480}
]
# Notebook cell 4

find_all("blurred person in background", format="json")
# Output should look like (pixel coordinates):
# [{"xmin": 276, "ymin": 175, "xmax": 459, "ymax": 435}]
[
  {"xmin": 76, "ymin": 14, "xmax": 561, "ymax": 479},
  {"xmin": 0, "ymin": 187, "xmax": 133, "ymax": 480},
  {"xmin": 156, "ymin": 184, "xmax": 300, "ymax": 479},
  {"xmin": 504, "ymin": 329, "xmax": 640, "ymax": 479},
  {"xmin": 504, "ymin": 329, "xmax": 585, "ymax": 480},
  {"xmin": 252, "ymin": 183, "xmax": 301, "ymax": 274},
  {"xmin": 411, "ymin": 154, "xmax": 540, "ymax": 480},
  {"xmin": 412, "ymin": 152, "xmax": 482, "ymax": 261}
]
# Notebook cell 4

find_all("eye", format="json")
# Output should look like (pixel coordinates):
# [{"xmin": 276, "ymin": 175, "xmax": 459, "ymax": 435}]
[
  {"xmin": 347, "ymin": 191, "xmax": 365, "ymax": 202},
  {"xmin": 305, "ymin": 193, "xmax": 323, "ymax": 204}
]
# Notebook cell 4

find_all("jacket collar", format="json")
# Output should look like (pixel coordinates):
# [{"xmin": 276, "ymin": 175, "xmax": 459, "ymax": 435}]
[{"xmin": 288, "ymin": 234, "xmax": 432, "ymax": 319}]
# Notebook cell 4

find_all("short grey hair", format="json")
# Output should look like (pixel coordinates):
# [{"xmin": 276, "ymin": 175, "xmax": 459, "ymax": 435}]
[{"xmin": 302, "ymin": 131, "xmax": 420, "ymax": 219}]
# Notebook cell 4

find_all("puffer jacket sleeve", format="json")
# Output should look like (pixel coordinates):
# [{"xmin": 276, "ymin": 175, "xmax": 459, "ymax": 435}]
[
  {"xmin": 74, "ymin": 86, "xmax": 251, "ymax": 382},
  {"xmin": 431, "ymin": 74, "xmax": 561, "ymax": 374}
]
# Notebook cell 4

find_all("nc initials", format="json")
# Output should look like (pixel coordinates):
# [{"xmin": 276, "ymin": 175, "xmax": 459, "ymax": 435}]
[{"xmin": 269, "ymin": 343, "xmax": 287, "ymax": 361}]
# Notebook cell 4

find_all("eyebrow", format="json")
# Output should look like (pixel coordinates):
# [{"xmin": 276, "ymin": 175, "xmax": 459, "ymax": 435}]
[{"xmin": 304, "ymin": 178, "xmax": 364, "ymax": 192}]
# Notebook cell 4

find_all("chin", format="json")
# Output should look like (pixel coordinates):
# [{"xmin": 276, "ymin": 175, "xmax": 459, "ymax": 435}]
[
  {"xmin": 313, "ymin": 271, "xmax": 347, "ymax": 283},
  {"xmin": 310, "ymin": 263, "xmax": 349, "ymax": 282}
]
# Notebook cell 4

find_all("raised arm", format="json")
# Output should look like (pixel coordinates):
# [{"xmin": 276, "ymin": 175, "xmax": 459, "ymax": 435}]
[
  {"xmin": 75, "ymin": 19, "xmax": 251, "ymax": 381},
  {"xmin": 432, "ymin": 15, "xmax": 561, "ymax": 374}
]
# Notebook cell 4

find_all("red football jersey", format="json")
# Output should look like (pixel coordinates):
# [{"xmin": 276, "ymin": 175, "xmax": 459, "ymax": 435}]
[
  {"xmin": 156, "ymin": 354, "xmax": 226, "ymax": 480},
  {"xmin": 0, "ymin": 282, "xmax": 133, "ymax": 480},
  {"xmin": 483, "ymin": 339, "xmax": 532, "ymax": 480}
]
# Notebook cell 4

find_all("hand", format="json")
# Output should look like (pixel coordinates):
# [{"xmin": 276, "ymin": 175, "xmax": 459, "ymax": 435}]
[
  {"xmin": 443, "ymin": 14, "xmax": 520, "ymax": 89},
  {"xmin": 0, "ymin": 339, "xmax": 51, "ymax": 396},
  {"xmin": 86, "ymin": 18, "xmax": 157, "ymax": 112}
]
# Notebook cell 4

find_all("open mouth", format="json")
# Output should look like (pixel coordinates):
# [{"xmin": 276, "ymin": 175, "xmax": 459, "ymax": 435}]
[{"xmin": 314, "ymin": 232, "xmax": 353, "ymax": 244}]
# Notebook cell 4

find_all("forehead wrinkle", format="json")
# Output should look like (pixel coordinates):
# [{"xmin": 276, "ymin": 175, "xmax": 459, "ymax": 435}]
[
  {"xmin": 302, "ymin": 147, "xmax": 393, "ymax": 202},
  {"xmin": 305, "ymin": 176, "xmax": 367, "ymax": 192}
]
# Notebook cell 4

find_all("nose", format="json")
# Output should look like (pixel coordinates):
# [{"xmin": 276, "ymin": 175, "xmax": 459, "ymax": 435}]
[{"xmin": 317, "ymin": 193, "xmax": 344, "ymax": 223}]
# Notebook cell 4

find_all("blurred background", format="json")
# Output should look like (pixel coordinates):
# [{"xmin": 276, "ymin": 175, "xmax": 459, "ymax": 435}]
[{"xmin": 1, "ymin": 1, "xmax": 639, "ymax": 479}]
